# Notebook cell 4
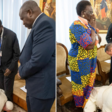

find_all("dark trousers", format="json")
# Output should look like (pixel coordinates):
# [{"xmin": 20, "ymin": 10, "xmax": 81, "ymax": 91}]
[
  {"xmin": 0, "ymin": 69, "xmax": 15, "ymax": 101},
  {"xmin": 109, "ymin": 57, "xmax": 112, "ymax": 84},
  {"xmin": 26, "ymin": 96, "xmax": 55, "ymax": 112}
]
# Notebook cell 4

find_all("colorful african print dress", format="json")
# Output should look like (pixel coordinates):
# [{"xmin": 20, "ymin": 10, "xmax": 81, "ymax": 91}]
[{"xmin": 68, "ymin": 20, "xmax": 97, "ymax": 108}]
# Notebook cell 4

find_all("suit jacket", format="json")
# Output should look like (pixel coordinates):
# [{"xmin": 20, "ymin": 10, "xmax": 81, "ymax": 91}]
[
  {"xmin": 1, "ymin": 27, "xmax": 20, "ymax": 75},
  {"xmin": 19, "ymin": 13, "xmax": 55, "ymax": 99},
  {"xmin": 106, "ymin": 23, "xmax": 112, "ymax": 43}
]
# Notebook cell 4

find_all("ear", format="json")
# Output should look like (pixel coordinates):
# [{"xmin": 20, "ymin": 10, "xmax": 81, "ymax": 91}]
[
  {"xmin": 81, "ymin": 11, "xmax": 85, "ymax": 17},
  {"xmin": 27, "ymin": 9, "xmax": 33, "ymax": 17},
  {"xmin": 106, "ymin": 51, "xmax": 109, "ymax": 55}
]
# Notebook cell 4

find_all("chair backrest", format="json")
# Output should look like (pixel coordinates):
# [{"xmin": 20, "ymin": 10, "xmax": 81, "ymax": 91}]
[
  {"xmin": 56, "ymin": 43, "xmax": 68, "ymax": 76},
  {"xmin": 97, "ymin": 44, "xmax": 111, "ymax": 62}
]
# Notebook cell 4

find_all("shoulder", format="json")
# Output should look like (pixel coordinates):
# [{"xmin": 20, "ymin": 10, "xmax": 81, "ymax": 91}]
[
  {"xmin": 109, "ymin": 23, "xmax": 112, "ymax": 29},
  {"xmin": 34, "ymin": 14, "xmax": 55, "ymax": 30},
  {"xmin": 74, "ymin": 20, "xmax": 88, "ymax": 29},
  {"xmin": 4, "ymin": 27, "xmax": 18, "ymax": 42},
  {"xmin": 41, "ymin": 14, "xmax": 55, "ymax": 25},
  {"xmin": 4, "ymin": 27, "xmax": 16, "ymax": 37},
  {"xmin": 70, "ymin": 20, "xmax": 87, "ymax": 32}
]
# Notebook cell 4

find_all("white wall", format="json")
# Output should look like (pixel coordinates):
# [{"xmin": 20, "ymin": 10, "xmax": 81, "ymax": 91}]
[
  {"xmin": 99, "ymin": 34, "xmax": 107, "ymax": 46},
  {"xmin": 56, "ymin": 0, "xmax": 82, "ymax": 51}
]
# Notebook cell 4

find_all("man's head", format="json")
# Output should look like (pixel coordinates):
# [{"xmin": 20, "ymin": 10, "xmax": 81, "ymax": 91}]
[
  {"xmin": 105, "ymin": 43, "xmax": 112, "ymax": 56},
  {"xmin": 0, "ymin": 20, "xmax": 3, "ymax": 34},
  {"xmin": 19, "ymin": 1, "xmax": 41, "ymax": 29},
  {"xmin": 3, "ymin": 101, "xmax": 13, "ymax": 112}
]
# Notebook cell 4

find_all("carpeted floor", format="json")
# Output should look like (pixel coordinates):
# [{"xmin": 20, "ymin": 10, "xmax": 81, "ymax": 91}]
[
  {"xmin": 11, "ymin": 104, "xmax": 26, "ymax": 112},
  {"xmin": 12, "ymin": 80, "xmax": 109, "ymax": 112},
  {"xmin": 57, "ymin": 80, "xmax": 109, "ymax": 112}
]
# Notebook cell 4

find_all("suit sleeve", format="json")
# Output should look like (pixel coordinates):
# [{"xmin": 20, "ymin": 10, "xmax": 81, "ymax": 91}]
[
  {"xmin": 106, "ymin": 23, "xmax": 112, "ymax": 43},
  {"xmin": 19, "ymin": 21, "xmax": 55, "ymax": 79},
  {"xmin": 8, "ymin": 34, "xmax": 20, "ymax": 71}
]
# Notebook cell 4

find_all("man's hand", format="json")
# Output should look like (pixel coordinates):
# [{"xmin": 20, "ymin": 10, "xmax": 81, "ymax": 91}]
[
  {"xmin": 4, "ymin": 69, "xmax": 11, "ymax": 76},
  {"xmin": 17, "ymin": 72, "xmax": 21, "ymax": 79}
]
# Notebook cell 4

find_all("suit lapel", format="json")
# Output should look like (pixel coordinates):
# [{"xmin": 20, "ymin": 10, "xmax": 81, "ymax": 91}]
[
  {"xmin": 1, "ymin": 28, "xmax": 7, "ymax": 50},
  {"xmin": 20, "ymin": 29, "xmax": 33, "ymax": 55}
]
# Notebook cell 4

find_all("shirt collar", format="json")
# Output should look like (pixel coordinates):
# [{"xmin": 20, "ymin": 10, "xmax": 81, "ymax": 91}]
[
  {"xmin": 32, "ymin": 13, "xmax": 43, "ymax": 27},
  {"xmin": 0, "ymin": 28, "xmax": 4, "ymax": 37},
  {"xmin": 78, "ymin": 16, "xmax": 88, "ymax": 25}
]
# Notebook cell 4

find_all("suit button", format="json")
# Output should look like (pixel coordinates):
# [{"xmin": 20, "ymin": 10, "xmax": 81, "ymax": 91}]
[{"xmin": 110, "ymin": 38, "xmax": 111, "ymax": 39}]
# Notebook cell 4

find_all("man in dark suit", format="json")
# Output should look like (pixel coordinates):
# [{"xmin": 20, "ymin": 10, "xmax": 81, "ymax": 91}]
[
  {"xmin": 18, "ymin": 1, "xmax": 55, "ymax": 112},
  {"xmin": 0, "ymin": 20, "xmax": 20, "ymax": 101},
  {"xmin": 106, "ymin": 23, "xmax": 112, "ymax": 84}
]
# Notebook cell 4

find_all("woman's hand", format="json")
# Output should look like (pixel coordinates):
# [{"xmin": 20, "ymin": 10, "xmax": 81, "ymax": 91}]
[{"xmin": 88, "ymin": 14, "xmax": 96, "ymax": 29}]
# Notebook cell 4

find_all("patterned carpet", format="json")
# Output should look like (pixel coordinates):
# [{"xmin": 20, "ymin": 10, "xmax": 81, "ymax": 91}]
[
  {"xmin": 11, "ymin": 104, "xmax": 26, "ymax": 112},
  {"xmin": 57, "ymin": 80, "xmax": 109, "ymax": 112}
]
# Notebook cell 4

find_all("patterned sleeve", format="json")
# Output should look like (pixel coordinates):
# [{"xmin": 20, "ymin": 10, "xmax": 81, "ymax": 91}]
[{"xmin": 70, "ymin": 24, "xmax": 92, "ymax": 49}]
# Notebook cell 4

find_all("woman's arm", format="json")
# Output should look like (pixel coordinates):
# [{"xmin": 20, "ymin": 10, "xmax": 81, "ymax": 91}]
[
  {"xmin": 86, "ymin": 14, "xmax": 96, "ymax": 50},
  {"xmin": 85, "ymin": 29, "xmax": 96, "ymax": 50},
  {"xmin": 97, "ymin": 33, "xmax": 101, "ymax": 44}
]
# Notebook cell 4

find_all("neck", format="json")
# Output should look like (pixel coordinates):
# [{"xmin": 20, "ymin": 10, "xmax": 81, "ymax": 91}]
[
  {"xmin": 36, "ymin": 11, "xmax": 41, "ymax": 17},
  {"xmin": 78, "ymin": 16, "xmax": 88, "ymax": 25},
  {"xmin": 34, "ymin": 11, "xmax": 41, "ymax": 20}
]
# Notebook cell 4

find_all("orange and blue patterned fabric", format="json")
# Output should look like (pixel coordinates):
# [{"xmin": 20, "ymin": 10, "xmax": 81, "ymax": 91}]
[{"xmin": 68, "ymin": 20, "xmax": 97, "ymax": 108}]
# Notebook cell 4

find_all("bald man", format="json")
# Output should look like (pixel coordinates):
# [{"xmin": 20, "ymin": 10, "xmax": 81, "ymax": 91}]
[
  {"xmin": 105, "ymin": 43, "xmax": 112, "ymax": 56},
  {"xmin": 18, "ymin": 1, "xmax": 55, "ymax": 112}
]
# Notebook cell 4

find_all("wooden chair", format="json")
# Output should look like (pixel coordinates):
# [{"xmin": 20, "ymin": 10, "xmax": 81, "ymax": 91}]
[
  {"xmin": 13, "ymin": 62, "xmax": 55, "ymax": 112},
  {"xmin": 96, "ymin": 45, "xmax": 111, "ymax": 85},
  {"xmin": 57, "ymin": 43, "xmax": 73, "ymax": 111}
]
